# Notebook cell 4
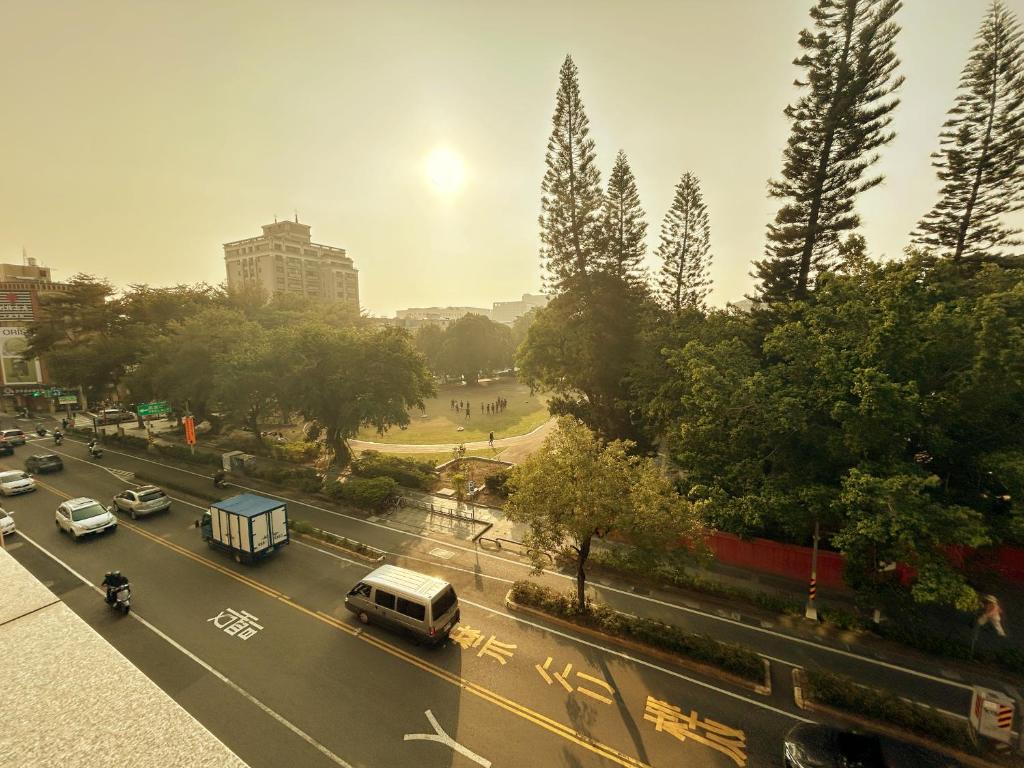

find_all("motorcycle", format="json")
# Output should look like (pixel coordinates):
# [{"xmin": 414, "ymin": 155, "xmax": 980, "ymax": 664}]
[
  {"xmin": 105, "ymin": 582, "xmax": 131, "ymax": 615},
  {"xmin": 213, "ymin": 470, "xmax": 227, "ymax": 488},
  {"xmin": 88, "ymin": 445, "xmax": 103, "ymax": 460},
  {"xmin": 53, "ymin": 433, "xmax": 63, "ymax": 446},
  {"xmin": 35, "ymin": 425, "xmax": 47, "ymax": 437}
]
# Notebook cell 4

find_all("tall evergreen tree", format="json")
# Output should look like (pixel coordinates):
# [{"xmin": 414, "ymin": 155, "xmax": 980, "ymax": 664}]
[
  {"xmin": 913, "ymin": 1, "xmax": 1024, "ymax": 261},
  {"xmin": 656, "ymin": 172, "xmax": 713, "ymax": 312},
  {"xmin": 600, "ymin": 150, "xmax": 648, "ymax": 283},
  {"xmin": 539, "ymin": 55, "xmax": 604, "ymax": 293},
  {"xmin": 755, "ymin": 0, "xmax": 904, "ymax": 303}
]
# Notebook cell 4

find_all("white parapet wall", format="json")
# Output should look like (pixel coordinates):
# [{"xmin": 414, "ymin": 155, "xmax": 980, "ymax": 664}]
[{"xmin": 0, "ymin": 547, "xmax": 249, "ymax": 768}]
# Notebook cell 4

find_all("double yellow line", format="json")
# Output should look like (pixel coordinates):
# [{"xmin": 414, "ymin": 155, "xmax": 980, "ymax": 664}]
[{"xmin": 38, "ymin": 479, "xmax": 653, "ymax": 768}]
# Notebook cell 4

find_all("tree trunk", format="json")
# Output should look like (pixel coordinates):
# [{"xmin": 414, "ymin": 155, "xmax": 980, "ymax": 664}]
[
  {"xmin": 248, "ymin": 405, "xmax": 261, "ymax": 443},
  {"xmin": 576, "ymin": 534, "xmax": 592, "ymax": 613}
]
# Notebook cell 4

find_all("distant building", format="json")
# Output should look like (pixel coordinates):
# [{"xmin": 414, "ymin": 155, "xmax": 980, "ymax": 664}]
[
  {"xmin": 393, "ymin": 306, "xmax": 491, "ymax": 331},
  {"xmin": 223, "ymin": 218, "xmax": 359, "ymax": 314},
  {"xmin": 0, "ymin": 261, "xmax": 76, "ymax": 414},
  {"xmin": 490, "ymin": 293, "xmax": 548, "ymax": 325}
]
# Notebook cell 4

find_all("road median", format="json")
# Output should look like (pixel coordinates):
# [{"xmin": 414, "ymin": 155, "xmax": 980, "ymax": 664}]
[{"xmin": 506, "ymin": 580, "xmax": 770, "ymax": 694}]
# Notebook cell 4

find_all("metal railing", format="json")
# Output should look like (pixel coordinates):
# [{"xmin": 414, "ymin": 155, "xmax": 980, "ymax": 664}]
[{"xmin": 477, "ymin": 536, "xmax": 554, "ymax": 563}]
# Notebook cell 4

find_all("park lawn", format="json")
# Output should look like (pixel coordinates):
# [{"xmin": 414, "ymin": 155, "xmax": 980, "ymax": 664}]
[{"xmin": 356, "ymin": 378, "xmax": 549, "ymax": 444}]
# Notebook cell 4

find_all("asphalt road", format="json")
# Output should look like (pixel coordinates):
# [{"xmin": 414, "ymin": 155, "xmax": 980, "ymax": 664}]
[{"xmin": 3, "ymin": 433, "xmax": 824, "ymax": 768}]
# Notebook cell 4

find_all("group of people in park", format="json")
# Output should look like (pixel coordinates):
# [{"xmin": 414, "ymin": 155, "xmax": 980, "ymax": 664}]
[{"xmin": 449, "ymin": 397, "xmax": 510, "ymax": 419}]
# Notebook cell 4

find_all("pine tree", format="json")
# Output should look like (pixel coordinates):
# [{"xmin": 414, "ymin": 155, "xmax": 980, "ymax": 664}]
[
  {"xmin": 755, "ymin": 0, "xmax": 904, "ymax": 303},
  {"xmin": 913, "ymin": 1, "xmax": 1024, "ymax": 261},
  {"xmin": 539, "ymin": 55, "xmax": 604, "ymax": 293},
  {"xmin": 656, "ymin": 172, "xmax": 713, "ymax": 312},
  {"xmin": 600, "ymin": 150, "xmax": 648, "ymax": 283}
]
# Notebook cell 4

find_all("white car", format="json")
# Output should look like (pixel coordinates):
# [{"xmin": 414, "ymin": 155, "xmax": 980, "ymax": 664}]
[
  {"xmin": 0, "ymin": 508, "xmax": 15, "ymax": 538},
  {"xmin": 0, "ymin": 470, "xmax": 36, "ymax": 496},
  {"xmin": 55, "ymin": 497, "xmax": 117, "ymax": 540},
  {"xmin": 112, "ymin": 486, "xmax": 171, "ymax": 519}
]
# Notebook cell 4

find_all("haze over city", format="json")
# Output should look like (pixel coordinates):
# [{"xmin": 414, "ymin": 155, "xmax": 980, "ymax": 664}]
[{"xmin": 4, "ymin": 0, "xmax": 1019, "ymax": 316}]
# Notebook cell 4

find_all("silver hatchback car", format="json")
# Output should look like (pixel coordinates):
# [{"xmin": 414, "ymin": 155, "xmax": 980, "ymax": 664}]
[{"xmin": 112, "ymin": 486, "xmax": 171, "ymax": 519}]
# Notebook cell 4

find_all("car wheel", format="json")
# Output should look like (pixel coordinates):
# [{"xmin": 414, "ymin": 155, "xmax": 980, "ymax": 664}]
[
  {"xmin": 55, "ymin": 519, "xmax": 60, "ymax": 530},
  {"xmin": 358, "ymin": 611, "xmax": 370, "ymax": 625},
  {"xmin": 130, "ymin": 509, "xmax": 137, "ymax": 520}
]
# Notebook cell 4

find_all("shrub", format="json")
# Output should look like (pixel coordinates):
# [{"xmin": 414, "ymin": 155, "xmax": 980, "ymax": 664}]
[
  {"xmin": 272, "ymin": 440, "xmax": 320, "ymax": 464},
  {"xmin": 484, "ymin": 469, "xmax": 511, "ymax": 497},
  {"xmin": 105, "ymin": 433, "xmax": 150, "ymax": 451},
  {"xmin": 510, "ymin": 580, "xmax": 764, "ymax": 683},
  {"xmin": 805, "ymin": 670, "xmax": 974, "ymax": 752},
  {"xmin": 155, "ymin": 443, "xmax": 222, "ymax": 467},
  {"xmin": 327, "ymin": 476, "xmax": 398, "ymax": 510},
  {"xmin": 288, "ymin": 519, "xmax": 316, "ymax": 535},
  {"xmin": 352, "ymin": 451, "xmax": 435, "ymax": 490}
]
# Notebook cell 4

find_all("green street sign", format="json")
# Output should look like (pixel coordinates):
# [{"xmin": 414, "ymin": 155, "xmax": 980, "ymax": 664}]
[
  {"xmin": 57, "ymin": 395, "xmax": 77, "ymax": 405},
  {"xmin": 137, "ymin": 400, "xmax": 171, "ymax": 417}
]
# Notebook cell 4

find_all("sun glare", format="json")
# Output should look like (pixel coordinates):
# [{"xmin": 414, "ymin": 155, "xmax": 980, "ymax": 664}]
[{"xmin": 425, "ymin": 147, "xmax": 465, "ymax": 194}]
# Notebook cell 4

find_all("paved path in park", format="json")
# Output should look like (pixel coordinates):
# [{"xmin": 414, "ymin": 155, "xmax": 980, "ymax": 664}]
[{"xmin": 349, "ymin": 417, "xmax": 556, "ymax": 464}]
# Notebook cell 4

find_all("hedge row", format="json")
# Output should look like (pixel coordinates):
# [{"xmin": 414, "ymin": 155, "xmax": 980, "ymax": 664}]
[
  {"xmin": 287, "ymin": 519, "xmax": 383, "ymax": 558},
  {"xmin": 510, "ymin": 580, "xmax": 764, "ymax": 683},
  {"xmin": 804, "ymin": 670, "xmax": 974, "ymax": 753},
  {"xmin": 244, "ymin": 463, "xmax": 322, "ymax": 493},
  {"xmin": 99, "ymin": 432, "xmax": 223, "ymax": 468},
  {"xmin": 326, "ymin": 476, "xmax": 398, "ymax": 510},
  {"xmin": 352, "ymin": 451, "xmax": 436, "ymax": 490}
]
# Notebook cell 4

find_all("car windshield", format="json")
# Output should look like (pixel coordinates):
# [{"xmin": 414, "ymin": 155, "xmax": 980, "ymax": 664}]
[
  {"xmin": 836, "ymin": 732, "xmax": 884, "ymax": 765},
  {"xmin": 139, "ymin": 490, "xmax": 165, "ymax": 502},
  {"xmin": 0, "ymin": 471, "xmax": 28, "ymax": 482},
  {"xmin": 0, "ymin": 510, "xmax": 9, "ymax": 520},
  {"xmin": 38, "ymin": 456, "xmax": 59, "ymax": 463},
  {"xmin": 4, "ymin": 431, "xmax": 22, "ymax": 437},
  {"xmin": 71, "ymin": 503, "xmax": 107, "ymax": 522}
]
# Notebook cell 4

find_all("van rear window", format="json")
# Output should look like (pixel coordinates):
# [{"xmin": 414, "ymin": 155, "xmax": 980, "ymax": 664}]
[
  {"xmin": 397, "ymin": 597, "xmax": 425, "ymax": 621},
  {"xmin": 431, "ymin": 587, "xmax": 457, "ymax": 620}
]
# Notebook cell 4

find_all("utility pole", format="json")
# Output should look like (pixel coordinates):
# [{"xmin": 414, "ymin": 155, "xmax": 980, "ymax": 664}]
[{"xmin": 805, "ymin": 520, "xmax": 820, "ymax": 621}]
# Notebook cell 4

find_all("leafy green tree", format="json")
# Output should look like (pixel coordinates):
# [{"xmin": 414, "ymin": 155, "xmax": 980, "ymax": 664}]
[
  {"xmin": 600, "ymin": 150, "xmax": 647, "ymax": 283},
  {"xmin": 413, "ymin": 324, "xmax": 446, "ymax": 375},
  {"xmin": 755, "ymin": 0, "xmax": 904, "ymax": 303},
  {"xmin": 276, "ymin": 324, "xmax": 434, "ymax": 465},
  {"xmin": 25, "ymin": 275, "xmax": 145, "ymax": 401},
  {"xmin": 913, "ymin": 1, "xmax": 1024, "ymax": 260},
  {"xmin": 437, "ymin": 314, "xmax": 513, "ymax": 383},
  {"xmin": 831, "ymin": 470, "xmax": 988, "ymax": 610},
  {"xmin": 539, "ymin": 55, "xmax": 604, "ymax": 293},
  {"xmin": 656, "ymin": 172, "xmax": 713, "ymax": 312},
  {"xmin": 506, "ymin": 417, "xmax": 702, "ymax": 612},
  {"xmin": 212, "ymin": 329, "xmax": 281, "ymax": 439},
  {"xmin": 517, "ymin": 272, "xmax": 652, "ymax": 443},
  {"xmin": 510, "ymin": 307, "xmax": 540, "ymax": 353}
]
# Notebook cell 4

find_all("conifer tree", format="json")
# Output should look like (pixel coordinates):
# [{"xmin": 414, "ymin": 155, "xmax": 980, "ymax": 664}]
[
  {"xmin": 755, "ymin": 0, "xmax": 904, "ymax": 303},
  {"xmin": 600, "ymin": 150, "xmax": 648, "ymax": 283},
  {"xmin": 913, "ymin": 1, "xmax": 1024, "ymax": 261},
  {"xmin": 539, "ymin": 55, "xmax": 604, "ymax": 293},
  {"xmin": 656, "ymin": 172, "xmax": 713, "ymax": 312}
]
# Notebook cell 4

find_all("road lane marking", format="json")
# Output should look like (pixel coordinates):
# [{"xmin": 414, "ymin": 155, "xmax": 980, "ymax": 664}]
[
  {"xmin": 15, "ymin": 531, "xmax": 357, "ymax": 768},
  {"xmin": 18, "ymin": 480, "xmax": 668, "ymax": 768},
  {"xmin": 404, "ymin": 710, "xmax": 491, "ymax": 767},
  {"xmin": 68, "ymin": 440, "xmax": 976, "ymax": 695}
]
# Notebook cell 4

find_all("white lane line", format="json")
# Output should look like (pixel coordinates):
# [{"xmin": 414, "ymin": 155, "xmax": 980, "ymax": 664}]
[
  {"xmin": 455, "ymin": 596, "xmax": 816, "ymax": 724},
  {"xmin": 16, "ymin": 531, "xmax": 358, "ymax": 768},
  {"xmin": 94, "ymin": 442, "xmax": 975, "ymax": 693}
]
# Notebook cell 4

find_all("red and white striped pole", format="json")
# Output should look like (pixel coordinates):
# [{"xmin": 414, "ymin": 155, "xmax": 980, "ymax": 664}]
[{"xmin": 805, "ymin": 520, "xmax": 820, "ymax": 621}]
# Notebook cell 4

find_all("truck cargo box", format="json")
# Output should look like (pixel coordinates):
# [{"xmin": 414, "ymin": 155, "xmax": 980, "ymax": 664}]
[{"xmin": 203, "ymin": 493, "xmax": 288, "ymax": 563}]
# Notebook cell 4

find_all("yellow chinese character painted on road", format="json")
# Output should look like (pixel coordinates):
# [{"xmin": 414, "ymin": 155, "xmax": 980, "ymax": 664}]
[
  {"xmin": 449, "ymin": 625, "xmax": 484, "ymax": 650},
  {"xmin": 448, "ymin": 625, "xmax": 516, "ymax": 665},
  {"xmin": 535, "ymin": 657, "xmax": 615, "ymax": 705},
  {"xmin": 644, "ymin": 696, "xmax": 747, "ymax": 767},
  {"xmin": 476, "ymin": 635, "xmax": 516, "ymax": 665}
]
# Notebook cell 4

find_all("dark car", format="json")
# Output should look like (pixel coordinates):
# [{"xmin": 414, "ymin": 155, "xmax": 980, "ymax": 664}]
[
  {"xmin": 784, "ymin": 724, "xmax": 962, "ymax": 768},
  {"xmin": 25, "ymin": 454, "xmax": 64, "ymax": 474},
  {"xmin": 0, "ymin": 440, "xmax": 13, "ymax": 456}
]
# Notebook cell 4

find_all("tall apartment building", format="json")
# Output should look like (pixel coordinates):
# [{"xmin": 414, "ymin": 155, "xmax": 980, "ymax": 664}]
[{"xmin": 223, "ymin": 218, "xmax": 359, "ymax": 314}]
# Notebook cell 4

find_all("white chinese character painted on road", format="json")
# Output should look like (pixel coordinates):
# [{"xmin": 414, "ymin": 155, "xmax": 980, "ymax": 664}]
[
  {"xmin": 405, "ymin": 709, "xmax": 491, "ymax": 767},
  {"xmin": 208, "ymin": 608, "xmax": 264, "ymax": 641}
]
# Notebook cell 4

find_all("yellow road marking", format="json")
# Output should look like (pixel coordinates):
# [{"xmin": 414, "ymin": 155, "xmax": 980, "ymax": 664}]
[{"xmin": 35, "ymin": 478, "xmax": 654, "ymax": 768}]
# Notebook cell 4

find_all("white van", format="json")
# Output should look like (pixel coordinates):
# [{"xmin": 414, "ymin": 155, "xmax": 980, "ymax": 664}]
[{"xmin": 345, "ymin": 565, "xmax": 460, "ymax": 644}]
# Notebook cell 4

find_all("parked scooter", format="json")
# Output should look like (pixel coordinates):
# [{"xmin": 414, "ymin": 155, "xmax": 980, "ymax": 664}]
[{"xmin": 102, "ymin": 571, "xmax": 131, "ymax": 615}]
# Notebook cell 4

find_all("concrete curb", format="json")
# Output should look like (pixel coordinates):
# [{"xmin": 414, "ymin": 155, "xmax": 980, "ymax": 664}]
[
  {"xmin": 505, "ymin": 590, "xmax": 771, "ymax": 695},
  {"xmin": 293, "ymin": 530, "xmax": 385, "ymax": 564},
  {"xmin": 791, "ymin": 668, "xmax": 1003, "ymax": 768}
]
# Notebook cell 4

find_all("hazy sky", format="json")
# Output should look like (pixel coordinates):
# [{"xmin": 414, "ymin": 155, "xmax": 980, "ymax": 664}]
[{"xmin": 4, "ymin": 1, "xmax": 1022, "ymax": 317}]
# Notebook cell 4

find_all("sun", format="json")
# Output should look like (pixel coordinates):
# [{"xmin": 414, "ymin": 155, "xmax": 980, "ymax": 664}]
[{"xmin": 425, "ymin": 147, "xmax": 465, "ymax": 194}]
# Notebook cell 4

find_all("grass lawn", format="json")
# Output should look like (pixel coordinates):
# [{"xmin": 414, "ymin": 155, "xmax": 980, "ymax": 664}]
[{"xmin": 356, "ymin": 378, "xmax": 549, "ymax": 444}]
